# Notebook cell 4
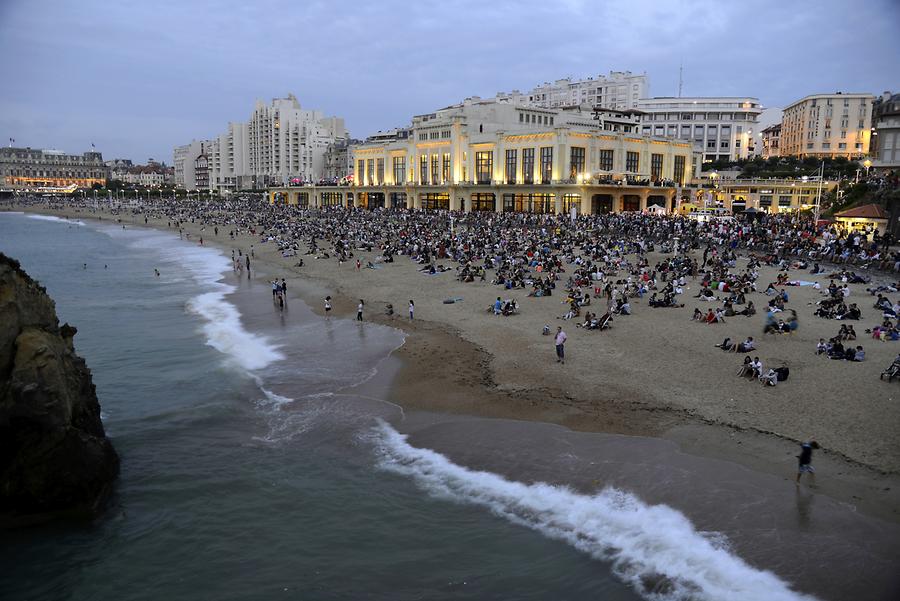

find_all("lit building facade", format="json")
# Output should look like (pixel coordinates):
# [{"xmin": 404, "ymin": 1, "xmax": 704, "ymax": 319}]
[
  {"xmin": 269, "ymin": 96, "xmax": 698, "ymax": 214},
  {"xmin": 701, "ymin": 177, "xmax": 834, "ymax": 213},
  {"xmin": 871, "ymin": 91, "xmax": 900, "ymax": 171},
  {"xmin": 0, "ymin": 147, "xmax": 106, "ymax": 190},
  {"xmin": 779, "ymin": 93, "xmax": 874, "ymax": 158},
  {"xmin": 634, "ymin": 97, "xmax": 763, "ymax": 162}
]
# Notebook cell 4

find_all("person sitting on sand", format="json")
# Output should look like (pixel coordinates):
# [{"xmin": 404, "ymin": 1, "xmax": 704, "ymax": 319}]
[
  {"xmin": 733, "ymin": 337, "xmax": 755, "ymax": 353},
  {"xmin": 760, "ymin": 368, "xmax": 778, "ymax": 386},
  {"xmin": 816, "ymin": 338, "xmax": 827, "ymax": 355},
  {"xmin": 691, "ymin": 307, "xmax": 703, "ymax": 321},
  {"xmin": 736, "ymin": 300, "xmax": 756, "ymax": 317},
  {"xmin": 715, "ymin": 337, "xmax": 734, "ymax": 351},
  {"xmin": 750, "ymin": 356, "xmax": 763, "ymax": 379},
  {"xmin": 737, "ymin": 356, "xmax": 754, "ymax": 378}
]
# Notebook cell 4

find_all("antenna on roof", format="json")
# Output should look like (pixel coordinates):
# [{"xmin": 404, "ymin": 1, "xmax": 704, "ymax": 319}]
[{"xmin": 677, "ymin": 61, "xmax": 683, "ymax": 98}]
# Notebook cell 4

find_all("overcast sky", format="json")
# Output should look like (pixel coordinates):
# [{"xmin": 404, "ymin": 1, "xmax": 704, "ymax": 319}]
[{"xmin": 1, "ymin": 0, "xmax": 898, "ymax": 163}]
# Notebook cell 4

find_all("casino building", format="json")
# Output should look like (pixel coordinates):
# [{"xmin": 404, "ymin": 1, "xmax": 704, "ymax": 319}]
[
  {"xmin": 0, "ymin": 147, "xmax": 107, "ymax": 190},
  {"xmin": 268, "ymin": 95, "xmax": 700, "ymax": 214}
]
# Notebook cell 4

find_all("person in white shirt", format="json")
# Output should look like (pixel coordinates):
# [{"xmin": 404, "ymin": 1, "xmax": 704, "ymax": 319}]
[{"xmin": 554, "ymin": 327, "xmax": 567, "ymax": 364}]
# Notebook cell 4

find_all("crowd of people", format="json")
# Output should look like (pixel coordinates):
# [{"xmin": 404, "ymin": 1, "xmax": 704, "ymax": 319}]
[{"xmin": 7, "ymin": 193, "xmax": 900, "ymax": 386}]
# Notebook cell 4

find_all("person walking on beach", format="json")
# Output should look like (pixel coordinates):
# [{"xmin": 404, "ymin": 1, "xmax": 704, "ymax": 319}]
[
  {"xmin": 555, "ymin": 326, "xmax": 567, "ymax": 364},
  {"xmin": 245, "ymin": 255, "xmax": 251, "ymax": 279},
  {"xmin": 281, "ymin": 278, "xmax": 287, "ymax": 303},
  {"xmin": 408, "ymin": 300, "xmax": 415, "ymax": 320},
  {"xmin": 796, "ymin": 440, "xmax": 820, "ymax": 484},
  {"xmin": 324, "ymin": 296, "xmax": 332, "ymax": 319},
  {"xmin": 357, "ymin": 299, "xmax": 364, "ymax": 321}
]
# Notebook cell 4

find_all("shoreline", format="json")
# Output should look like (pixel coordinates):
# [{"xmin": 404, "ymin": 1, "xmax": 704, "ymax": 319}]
[{"xmin": 4, "ymin": 202, "xmax": 899, "ymax": 527}]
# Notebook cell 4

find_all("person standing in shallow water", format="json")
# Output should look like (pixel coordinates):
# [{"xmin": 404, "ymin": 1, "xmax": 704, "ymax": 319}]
[
  {"xmin": 324, "ymin": 296, "xmax": 332, "ymax": 319},
  {"xmin": 796, "ymin": 440, "xmax": 820, "ymax": 484},
  {"xmin": 357, "ymin": 299, "xmax": 364, "ymax": 321},
  {"xmin": 408, "ymin": 300, "xmax": 414, "ymax": 320}
]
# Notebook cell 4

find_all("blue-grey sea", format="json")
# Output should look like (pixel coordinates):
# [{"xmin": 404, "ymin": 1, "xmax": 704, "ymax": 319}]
[{"xmin": 1, "ymin": 212, "xmax": 898, "ymax": 601}]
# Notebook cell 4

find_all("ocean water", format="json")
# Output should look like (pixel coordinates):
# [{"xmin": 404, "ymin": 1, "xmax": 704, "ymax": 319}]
[{"xmin": 0, "ymin": 212, "xmax": 895, "ymax": 601}]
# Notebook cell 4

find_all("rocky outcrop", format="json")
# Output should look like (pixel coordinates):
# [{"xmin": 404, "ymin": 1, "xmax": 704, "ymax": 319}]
[{"xmin": 0, "ymin": 253, "xmax": 119, "ymax": 526}]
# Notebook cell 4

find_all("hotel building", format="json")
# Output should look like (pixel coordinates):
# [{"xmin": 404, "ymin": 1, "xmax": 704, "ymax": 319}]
[
  {"xmin": 633, "ymin": 97, "xmax": 763, "ymax": 162},
  {"xmin": 871, "ymin": 91, "xmax": 900, "ymax": 171},
  {"xmin": 269, "ymin": 95, "xmax": 699, "ymax": 214},
  {"xmin": 779, "ymin": 92, "xmax": 874, "ymax": 158},
  {"xmin": 0, "ymin": 147, "xmax": 107, "ymax": 190},
  {"xmin": 173, "ymin": 94, "xmax": 347, "ymax": 192}
]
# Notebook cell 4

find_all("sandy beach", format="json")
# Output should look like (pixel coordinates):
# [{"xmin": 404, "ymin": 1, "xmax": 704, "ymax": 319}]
[{"xmin": 8, "ymin": 201, "xmax": 900, "ymax": 526}]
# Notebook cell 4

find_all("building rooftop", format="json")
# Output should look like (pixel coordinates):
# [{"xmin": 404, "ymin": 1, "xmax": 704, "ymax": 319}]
[{"xmin": 835, "ymin": 203, "xmax": 888, "ymax": 220}]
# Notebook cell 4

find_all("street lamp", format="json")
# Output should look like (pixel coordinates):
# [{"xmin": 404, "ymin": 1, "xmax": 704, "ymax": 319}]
[{"xmin": 863, "ymin": 159, "xmax": 872, "ymax": 177}]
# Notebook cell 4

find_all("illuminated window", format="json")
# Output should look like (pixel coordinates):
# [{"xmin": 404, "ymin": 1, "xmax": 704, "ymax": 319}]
[
  {"xmin": 431, "ymin": 154, "xmax": 439, "ymax": 184},
  {"xmin": 442, "ymin": 153, "xmax": 451, "ymax": 182},
  {"xmin": 540, "ymin": 147, "xmax": 552, "ymax": 183},
  {"xmin": 421, "ymin": 192, "xmax": 449, "ymax": 210},
  {"xmin": 569, "ymin": 147, "xmax": 585, "ymax": 179},
  {"xmin": 475, "ymin": 151, "xmax": 493, "ymax": 184},
  {"xmin": 505, "ymin": 149, "xmax": 517, "ymax": 184},
  {"xmin": 471, "ymin": 193, "xmax": 495, "ymax": 211},
  {"xmin": 392, "ymin": 156, "xmax": 406, "ymax": 183},
  {"xmin": 563, "ymin": 193, "xmax": 581, "ymax": 214},
  {"xmin": 420, "ymin": 155, "xmax": 428, "ymax": 184},
  {"xmin": 522, "ymin": 148, "xmax": 534, "ymax": 184}
]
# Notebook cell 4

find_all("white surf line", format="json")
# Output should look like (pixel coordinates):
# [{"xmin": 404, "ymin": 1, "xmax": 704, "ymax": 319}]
[{"xmin": 372, "ymin": 421, "xmax": 819, "ymax": 601}]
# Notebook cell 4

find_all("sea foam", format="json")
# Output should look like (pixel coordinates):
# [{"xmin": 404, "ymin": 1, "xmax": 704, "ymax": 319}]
[
  {"xmin": 26, "ymin": 214, "xmax": 84, "ymax": 226},
  {"xmin": 115, "ymin": 228, "xmax": 284, "ymax": 372},
  {"xmin": 372, "ymin": 422, "xmax": 819, "ymax": 601}
]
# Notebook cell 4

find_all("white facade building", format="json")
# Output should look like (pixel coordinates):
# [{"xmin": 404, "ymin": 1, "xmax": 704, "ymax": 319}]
[
  {"xmin": 173, "ymin": 140, "xmax": 208, "ymax": 190},
  {"xmin": 245, "ymin": 94, "xmax": 346, "ymax": 187},
  {"xmin": 174, "ymin": 94, "xmax": 346, "ymax": 192},
  {"xmin": 505, "ymin": 71, "xmax": 649, "ymax": 111},
  {"xmin": 634, "ymin": 97, "xmax": 763, "ymax": 162}
]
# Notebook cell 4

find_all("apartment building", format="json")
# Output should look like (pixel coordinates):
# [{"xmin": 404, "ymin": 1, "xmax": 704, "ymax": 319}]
[
  {"xmin": 519, "ymin": 71, "xmax": 649, "ymax": 111},
  {"xmin": 779, "ymin": 92, "xmax": 874, "ymax": 158},
  {"xmin": 634, "ymin": 97, "xmax": 763, "ymax": 162},
  {"xmin": 174, "ymin": 94, "xmax": 347, "ymax": 192},
  {"xmin": 871, "ymin": 91, "xmax": 900, "ymax": 171}
]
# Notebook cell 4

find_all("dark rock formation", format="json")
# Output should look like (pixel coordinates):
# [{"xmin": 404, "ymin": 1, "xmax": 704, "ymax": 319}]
[{"xmin": 0, "ymin": 253, "xmax": 119, "ymax": 526}]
